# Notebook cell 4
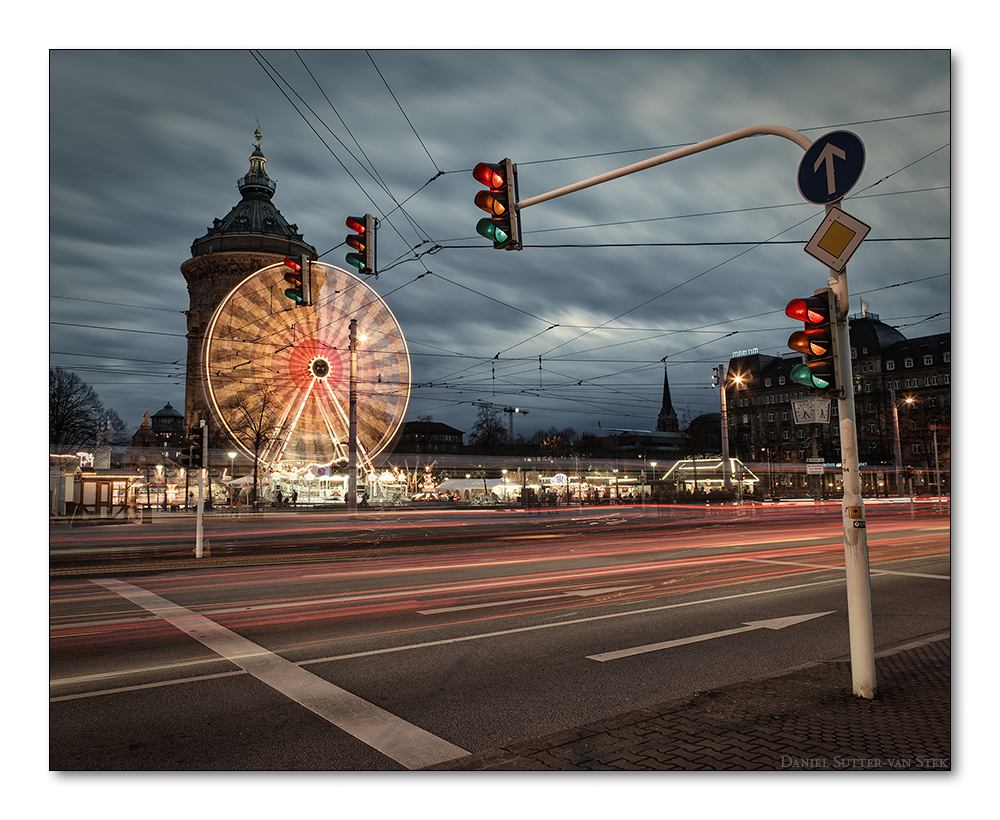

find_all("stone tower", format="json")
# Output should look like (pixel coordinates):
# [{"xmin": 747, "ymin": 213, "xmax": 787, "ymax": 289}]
[{"xmin": 180, "ymin": 129, "xmax": 316, "ymax": 436}]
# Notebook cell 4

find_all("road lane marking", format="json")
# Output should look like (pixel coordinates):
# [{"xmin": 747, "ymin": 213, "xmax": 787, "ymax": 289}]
[
  {"xmin": 417, "ymin": 585, "xmax": 644, "ymax": 614},
  {"xmin": 51, "ymin": 670, "xmax": 245, "ymax": 701},
  {"xmin": 741, "ymin": 557, "xmax": 950, "ymax": 580},
  {"xmin": 91, "ymin": 578, "xmax": 468, "ymax": 770},
  {"xmin": 54, "ymin": 577, "xmax": 836, "ymax": 699},
  {"xmin": 301, "ymin": 575, "xmax": 844, "ymax": 664},
  {"xmin": 587, "ymin": 611, "xmax": 836, "ymax": 662}
]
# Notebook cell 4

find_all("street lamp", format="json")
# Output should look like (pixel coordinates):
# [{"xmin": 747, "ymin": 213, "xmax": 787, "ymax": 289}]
[
  {"xmin": 228, "ymin": 452, "xmax": 236, "ymax": 504},
  {"xmin": 717, "ymin": 366, "xmax": 746, "ymax": 493},
  {"xmin": 891, "ymin": 387, "xmax": 915, "ymax": 498}
]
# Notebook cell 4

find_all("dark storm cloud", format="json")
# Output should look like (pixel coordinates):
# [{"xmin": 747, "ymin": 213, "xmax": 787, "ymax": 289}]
[{"xmin": 48, "ymin": 49, "xmax": 951, "ymax": 440}]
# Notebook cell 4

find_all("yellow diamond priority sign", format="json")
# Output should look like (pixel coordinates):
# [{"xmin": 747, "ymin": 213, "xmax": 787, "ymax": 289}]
[{"xmin": 805, "ymin": 206, "xmax": 870, "ymax": 272}]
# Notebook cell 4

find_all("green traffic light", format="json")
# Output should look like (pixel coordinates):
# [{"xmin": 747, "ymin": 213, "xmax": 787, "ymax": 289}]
[
  {"xmin": 346, "ymin": 252, "xmax": 368, "ymax": 272},
  {"xmin": 790, "ymin": 363, "xmax": 831, "ymax": 391},
  {"xmin": 476, "ymin": 217, "xmax": 511, "ymax": 245},
  {"xmin": 284, "ymin": 288, "xmax": 304, "ymax": 304}
]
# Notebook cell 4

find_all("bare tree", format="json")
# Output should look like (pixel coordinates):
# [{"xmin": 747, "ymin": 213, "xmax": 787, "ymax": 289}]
[
  {"xmin": 468, "ymin": 405, "xmax": 508, "ymax": 452},
  {"xmin": 50, "ymin": 368, "xmax": 105, "ymax": 452},
  {"xmin": 223, "ymin": 386, "xmax": 287, "ymax": 505}
]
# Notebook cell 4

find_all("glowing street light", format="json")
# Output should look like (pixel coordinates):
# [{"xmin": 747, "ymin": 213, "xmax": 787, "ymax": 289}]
[{"xmin": 891, "ymin": 387, "xmax": 915, "ymax": 498}]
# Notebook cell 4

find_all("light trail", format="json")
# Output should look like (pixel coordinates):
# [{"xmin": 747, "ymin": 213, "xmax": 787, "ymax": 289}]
[{"xmin": 51, "ymin": 519, "xmax": 949, "ymax": 657}]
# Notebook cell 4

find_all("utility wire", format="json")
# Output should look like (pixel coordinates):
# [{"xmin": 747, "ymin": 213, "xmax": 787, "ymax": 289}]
[{"xmin": 367, "ymin": 51, "xmax": 441, "ymax": 176}]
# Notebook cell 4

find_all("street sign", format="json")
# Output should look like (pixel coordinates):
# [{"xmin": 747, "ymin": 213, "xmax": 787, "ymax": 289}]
[
  {"xmin": 797, "ymin": 131, "xmax": 865, "ymax": 205},
  {"xmin": 805, "ymin": 206, "xmax": 871, "ymax": 271}
]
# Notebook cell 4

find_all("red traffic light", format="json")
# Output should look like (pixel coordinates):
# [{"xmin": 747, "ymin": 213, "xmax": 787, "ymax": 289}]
[
  {"xmin": 473, "ymin": 158, "xmax": 521, "ymax": 250},
  {"xmin": 785, "ymin": 289, "xmax": 839, "ymax": 393},
  {"xmin": 473, "ymin": 161, "xmax": 506, "ymax": 190},
  {"xmin": 784, "ymin": 296, "xmax": 826, "ymax": 325},
  {"xmin": 345, "ymin": 214, "xmax": 376, "ymax": 275},
  {"xmin": 282, "ymin": 256, "xmax": 305, "ymax": 305}
]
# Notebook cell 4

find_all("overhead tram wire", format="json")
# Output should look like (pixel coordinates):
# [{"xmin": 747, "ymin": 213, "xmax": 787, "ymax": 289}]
[
  {"xmin": 254, "ymin": 70, "xmax": 949, "ymax": 392},
  {"xmin": 435, "ymin": 182, "xmax": 949, "ymax": 249},
  {"xmin": 508, "ymin": 110, "xmax": 950, "ymax": 170},
  {"xmin": 532, "ymin": 140, "xmax": 950, "ymax": 359},
  {"xmin": 297, "ymin": 50, "xmax": 436, "ymax": 249},
  {"xmin": 250, "ymin": 50, "xmax": 433, "ymax": 270},
  {"xmin": 366, "ymin": 51, "xmax": 442, "ymax": 178}
]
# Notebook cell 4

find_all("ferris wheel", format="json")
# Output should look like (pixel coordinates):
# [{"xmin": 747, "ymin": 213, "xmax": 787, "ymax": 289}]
[{"xmin": 202, "ymin": 261, "xmax": 410, "ymax": 471}]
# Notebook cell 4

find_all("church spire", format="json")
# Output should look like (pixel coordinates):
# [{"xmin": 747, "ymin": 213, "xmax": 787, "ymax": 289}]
[{"xmin": 656, "ymin": 366, "xmax": 679, "ymax": 433}]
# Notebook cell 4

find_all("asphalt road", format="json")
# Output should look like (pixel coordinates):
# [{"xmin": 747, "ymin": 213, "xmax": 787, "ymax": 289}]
[{"xmin": 49, "ymin": 503, "xmax": 950, "ymax": 770}]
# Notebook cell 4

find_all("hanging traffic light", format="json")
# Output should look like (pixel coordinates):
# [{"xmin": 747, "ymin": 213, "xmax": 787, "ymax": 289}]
[
  {"xmin": 345, "ymin": 214, "xmax": 376, "ymax": 276},
  {"xmin": 785, "ymin": 288, "xmax": 841, "ymax": 394},
  {"xmin": 188, "ymin": 423, "xmax": 205, "ymax": 469},
  {"xmin": 282, "ymin": 256, "xmax": 305, "ymax": 305},
  {"xmin": 473, "ymin": 158, "xmax": 521, "ymax": 250}
]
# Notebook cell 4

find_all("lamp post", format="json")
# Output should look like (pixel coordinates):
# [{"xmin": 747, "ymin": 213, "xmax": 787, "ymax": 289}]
[
  {"xmin": 347, "ymin": 320, "xmax": 367, "ymax": 514},
  {"xmin": 890, "ymin": 387, "xmax": 914, "ymax": 498},
  {"xmin": 228, "ymin": 452, "xmax": 236, "ymax": 504},
  {"xmin": 715, "ymin": 365, "xmax": 735, "ymax": 492}
]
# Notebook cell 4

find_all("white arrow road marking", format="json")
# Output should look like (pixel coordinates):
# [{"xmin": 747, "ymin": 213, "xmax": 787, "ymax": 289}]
[
  {"xmin": 587, "ymin": 611, "xmax": 836, "ymax": 662},
  {"xmin": 815, "ymin": 143, "xmax": 847, "ymax": 195},
  {"xmin": 417, "ymin": 585, "xmax": 643, "ymax": 614},
  {"xmin": 92, "ymin": 578, "xmax": 468, "ymax": 770}
]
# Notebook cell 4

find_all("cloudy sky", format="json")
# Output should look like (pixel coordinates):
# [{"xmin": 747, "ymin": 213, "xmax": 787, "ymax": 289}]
[{"xmin": 47, "ymin": 47, "xmax": 952, "ymax": 444}]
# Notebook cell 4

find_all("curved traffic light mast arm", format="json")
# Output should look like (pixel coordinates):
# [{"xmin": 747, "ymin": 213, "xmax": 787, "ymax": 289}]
[
  {"xmin": 512, "ymin": 122, "xmax": 875, "ymax": 700},
  {"xmin": 516, "ymin": 124, "xmax": 812, "ymax": 211}
]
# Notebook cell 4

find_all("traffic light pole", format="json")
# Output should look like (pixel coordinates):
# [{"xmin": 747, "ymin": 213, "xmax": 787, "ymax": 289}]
[
  {"xmin": 828, "ymin": 236, "xmax": 876, "ymax": 700},
  {"xmin": 507, "ymin": 123, "xmax": 877, "ymax": 699},
  {"xmin": 348, "ymin": 319, "xmax": 358, "ymax": 515},
  {"xmin": 195, "ymin": 419, "xmax": 206, "ymax": 558}
]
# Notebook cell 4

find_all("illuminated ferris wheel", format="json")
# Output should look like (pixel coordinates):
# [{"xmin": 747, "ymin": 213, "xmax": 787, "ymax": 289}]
[{"xmin": 202, "ymin": 261, "xmax": 410, "ymax": 471}]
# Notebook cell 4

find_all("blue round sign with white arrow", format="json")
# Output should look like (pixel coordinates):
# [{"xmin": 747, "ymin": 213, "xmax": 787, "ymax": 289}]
[{"xmin": 797, "ymin": 131, "xmax": 865, "ymax": 205}]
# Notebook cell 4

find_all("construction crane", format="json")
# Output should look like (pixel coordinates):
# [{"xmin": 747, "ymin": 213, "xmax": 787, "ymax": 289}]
[{"xmin": 472, "ymin": 402, "xmax": 528, "ymax": 443}]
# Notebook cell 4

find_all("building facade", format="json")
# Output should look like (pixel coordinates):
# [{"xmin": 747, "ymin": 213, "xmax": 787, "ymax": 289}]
[
  {"xmin": 725, "ymin": 311, "xmax": 950, "ymax": 497},
  {"xmin": 395, "ymin": 421, "xmax": 465, "ymax": 455}
]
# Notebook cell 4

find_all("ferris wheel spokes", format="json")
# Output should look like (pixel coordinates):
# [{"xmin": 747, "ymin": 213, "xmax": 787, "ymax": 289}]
[
  {"xmin": 323, "ymin": 378, "xmax": 377, "ymax": 477},
  {"xmin": 314, "ymin": 389, "xmax": 350, "ymax": 464},
  {"xmin": 265, "ymin": 378, "xmax": 316, "ymax": 469}
]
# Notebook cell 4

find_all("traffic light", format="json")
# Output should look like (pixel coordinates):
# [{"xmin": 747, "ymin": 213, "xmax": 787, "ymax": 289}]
[
  {"xmin": 345, "ymin": 214, "xmax": 376, "ymax": 276},
  {"xmin": 282, "ymin": 256, "xmax": 305, "ymax": 305},
  {"xmin": 785, "ymin": 288, "xmax": 841, "ymax": 393},
  {"xmin": 179, "ymin": 445, "xmax": 193, "ymax": 470},
  {"xmin": 188, "ymin": 423, "xmax": 205, "ymax": 469},
  {"xmin": 473, "ymin": 158, "xmax": 521, "ymax": 250}
]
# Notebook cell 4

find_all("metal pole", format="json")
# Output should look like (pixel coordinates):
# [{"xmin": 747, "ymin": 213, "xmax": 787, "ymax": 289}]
[
  {"xmin": 348, "ymin": 319, "xmax": 358, "ymax": 514},
  {"xmin": 718, "ymin": 364, "xmax": 731, "ymax": 492},
  {"xmin": 195, "ymin": 420, "xmax": 206, "ymax": 558},
  {"xmin": 891, "ymin": 386, "xmax": 904, "ymax": 498},
  {"xmin": 517, "ymin": 124, "xmax": 811, "ymax": 211},
  {"xmin": 195, "ymin": 467, "xmax": 205, "ymax": 558},
  {"xmin": 830, "ymin": 255, "xmax": 876, "ymax": 699},
  {"xmin": 932, "ymin": 426, "xmax": 941, "ymax": 499}
]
